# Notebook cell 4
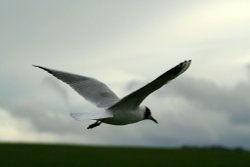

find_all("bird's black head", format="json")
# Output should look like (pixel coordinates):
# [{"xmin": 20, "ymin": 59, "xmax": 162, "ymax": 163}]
[{"xmin": 144, "ymin": 106, "xmax": 158, "ymax": 124}]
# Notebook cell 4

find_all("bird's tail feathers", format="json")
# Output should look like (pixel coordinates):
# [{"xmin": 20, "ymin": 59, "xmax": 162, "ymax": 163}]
[{"xmin": 70, "ymin": 110, "xmax": 113, "ymax": 121}]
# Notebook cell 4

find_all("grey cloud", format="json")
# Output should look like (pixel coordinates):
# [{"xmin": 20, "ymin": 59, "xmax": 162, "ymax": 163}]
[
  {"xmin": 1, "ymin": 100, "xmax": 79, "ymax": 135},
  {"xmin": 247, "ymin": 64, "xmax": 250, "ymax": 77},
  {"xmin": 168, "ymin": 76, "xmax": 250, "ymax": 125},
  {"xmin": 0, "ymin": 78, "xmax": 86, "ymax": 136}
]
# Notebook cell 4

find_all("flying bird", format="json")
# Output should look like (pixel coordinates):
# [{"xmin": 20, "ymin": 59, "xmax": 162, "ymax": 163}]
[{"xmin": 33, "ymin": 60, "xmax": 191, "ymax": 129}]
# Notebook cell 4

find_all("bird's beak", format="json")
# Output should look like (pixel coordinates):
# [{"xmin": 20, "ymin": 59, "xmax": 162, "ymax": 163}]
[{"xmin": 149, "ymin": 115, "xmax": 158, "ymax": 124}]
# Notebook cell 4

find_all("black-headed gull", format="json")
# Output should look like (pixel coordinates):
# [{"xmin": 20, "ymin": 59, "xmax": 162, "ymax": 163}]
[{"xmin": 33, "ymin": 60, "xmax": 191, "ymax": 129}]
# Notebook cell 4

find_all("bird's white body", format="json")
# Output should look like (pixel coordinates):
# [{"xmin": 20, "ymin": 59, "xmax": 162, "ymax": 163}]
[
  {"xmin": 103, "ymin": 106, "xmax": 146, "ymax": 125},
  {"xmin": 33, "ymin": 60, "xmax": 191, "ymax": 129}
]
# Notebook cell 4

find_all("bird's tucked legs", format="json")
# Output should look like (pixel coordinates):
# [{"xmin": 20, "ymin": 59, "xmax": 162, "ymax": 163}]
[{"xmin": 87, "ymin": 120, "xmax": 102, "ymax": 129}]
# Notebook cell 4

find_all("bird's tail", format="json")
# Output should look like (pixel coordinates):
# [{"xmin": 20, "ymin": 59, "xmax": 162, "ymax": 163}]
[{"xmin": 70, "ymin": 110, "xmax": 113, "ymax": 121}]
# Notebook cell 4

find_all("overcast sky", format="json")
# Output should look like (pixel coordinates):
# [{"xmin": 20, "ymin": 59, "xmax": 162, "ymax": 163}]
[{"xmin": 1, "ymin": 0, "xmax": 250, "ymax": 149}]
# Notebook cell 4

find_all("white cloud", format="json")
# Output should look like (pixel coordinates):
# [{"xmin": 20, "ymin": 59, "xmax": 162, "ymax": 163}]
[
  {"xmin": 0, "ymin": 107, "xmax": 58, "ymax": 142},
  {"xmin": 166, "ymin": 1, "xmax": 250, "ymax": 40}
]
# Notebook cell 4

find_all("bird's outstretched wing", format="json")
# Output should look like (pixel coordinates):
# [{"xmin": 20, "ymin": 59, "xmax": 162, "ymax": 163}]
[
  {"xmin": 109, "ymin": 60, "xmax": 191, "ymax": 110},
  {"xmin": 33, "ymin": 65, "xmax": 120, "ymax": 108}
]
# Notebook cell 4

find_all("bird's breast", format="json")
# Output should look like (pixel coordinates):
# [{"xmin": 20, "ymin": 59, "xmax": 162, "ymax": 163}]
[{"xmin": 102, "ymin": 110, "xmax": 144, "ymax": 125}]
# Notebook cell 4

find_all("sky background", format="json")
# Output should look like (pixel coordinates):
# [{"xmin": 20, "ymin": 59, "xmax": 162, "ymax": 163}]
[{"xmin": 1, "ymin": 0, "xmax": 250, "ymax": 149}]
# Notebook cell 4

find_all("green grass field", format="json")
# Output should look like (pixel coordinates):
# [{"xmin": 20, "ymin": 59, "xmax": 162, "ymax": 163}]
[{"xmin": 0, "ymin": 143, "xmax": 249, "ymax": 167}]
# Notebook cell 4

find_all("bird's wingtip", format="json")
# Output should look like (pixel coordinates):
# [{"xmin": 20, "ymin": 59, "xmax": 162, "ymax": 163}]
[
  {"xmin": 32, "ymin": 65, "xmax": 48, "ymax": 71},
  {"xmin": 184, "ymin": 59, "xmax": 192, "ymax": 65},
  {"xmin": 32, "ymin": 64, "xmax": 40, "ymax": 68}
]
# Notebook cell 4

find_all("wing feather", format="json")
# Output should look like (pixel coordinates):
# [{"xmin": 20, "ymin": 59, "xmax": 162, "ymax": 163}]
[
  {"xmin": 109, "ymin": 60, "xmax": 191, "ymax": 110},
  {"xmin": 33, "ymin": 65, "xmax": 120, "ymax": 108}
]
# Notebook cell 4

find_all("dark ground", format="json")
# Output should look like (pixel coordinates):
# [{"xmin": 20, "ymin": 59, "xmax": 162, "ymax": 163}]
[{"xmin": 0, "ymin": 143, "xmax": 249, "ymax": 167}]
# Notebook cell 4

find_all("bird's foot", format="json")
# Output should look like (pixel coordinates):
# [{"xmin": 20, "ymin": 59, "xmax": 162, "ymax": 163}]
[{"xmin": 87, "ymin": 121, "xmax": 102, "ymax": 129}]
